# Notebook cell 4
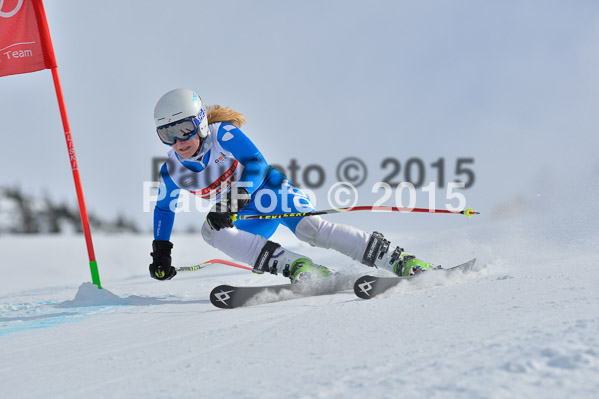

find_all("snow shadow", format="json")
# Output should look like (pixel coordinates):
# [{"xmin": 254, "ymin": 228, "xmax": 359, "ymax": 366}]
[
  {"xmin": 0, "ymin": 283, "xmax": 209, "ymax": 337},
  {"xmin": 54, "ymin": 282, "xmax": 209, "ymax": 308}
]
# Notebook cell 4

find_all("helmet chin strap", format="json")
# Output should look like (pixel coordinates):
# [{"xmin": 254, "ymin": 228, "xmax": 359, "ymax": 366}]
[{"xmin": 191, "ymin": 138, "xmax": 202, "ymax": 158}]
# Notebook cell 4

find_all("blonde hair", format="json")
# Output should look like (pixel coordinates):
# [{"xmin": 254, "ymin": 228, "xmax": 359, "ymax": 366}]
[{"xmin": 206, "ymin": 105, "xmax": 246, "ymax": 128}]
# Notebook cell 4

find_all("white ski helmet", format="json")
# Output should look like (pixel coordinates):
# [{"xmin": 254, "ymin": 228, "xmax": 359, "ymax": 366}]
[{"xmin": 154, "ymin": 88, "xmax": 209, "ymax": 144}]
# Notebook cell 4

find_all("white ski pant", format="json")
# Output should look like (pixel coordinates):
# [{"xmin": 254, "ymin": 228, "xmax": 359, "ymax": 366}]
[{"xmin": 201, "ymin": 216, "xmax": 370, "ymax": 266}]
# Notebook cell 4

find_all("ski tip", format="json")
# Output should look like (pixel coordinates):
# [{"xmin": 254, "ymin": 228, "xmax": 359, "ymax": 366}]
[
  {"xmin": 353, "ymin": 275, "xmax": 378, "ymax": 300},
  {"xmin": 442, "ymin": 258, "xmax": 477, "ymax": 272},
  {"xmin": 210, "ymin": 285, "xmax": 237, "ymax": 309}
]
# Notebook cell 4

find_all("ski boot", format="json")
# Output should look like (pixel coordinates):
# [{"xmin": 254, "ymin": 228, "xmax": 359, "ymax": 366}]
[
  {"xmin": 253, "ymin": 241, "xmax": 333, "ymax": 284},
  {"xmin": 361, "ymin": 231, "xmax": 437, "ymax": 276}
]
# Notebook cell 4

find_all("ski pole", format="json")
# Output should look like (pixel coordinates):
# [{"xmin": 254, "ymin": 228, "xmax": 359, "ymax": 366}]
[
  {"xmin": 175, "ymin": 259, "xmax": 253, "ymax": 272},
  {"xmin": 231, "ymin": 206, "xmax": 479, "ymax": 222}
]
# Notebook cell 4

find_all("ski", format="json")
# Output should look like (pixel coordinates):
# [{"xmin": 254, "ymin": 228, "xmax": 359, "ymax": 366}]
[
  {"xmin": 210, "ymin": 273, "xmax": 356, "ymax": 309},
  {"xmin": 353, "ymin": 258, "xmax": 477, "ymax": 299}
]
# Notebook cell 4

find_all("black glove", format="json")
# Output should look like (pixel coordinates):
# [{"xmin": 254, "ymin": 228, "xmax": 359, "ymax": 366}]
[
  {"xmin": 206, "ymin": 187, "xmax": 251, "ymax": 231},
  {"xmin": 149, "ymin": 240, "xmax": 177, "ymax": 280}
]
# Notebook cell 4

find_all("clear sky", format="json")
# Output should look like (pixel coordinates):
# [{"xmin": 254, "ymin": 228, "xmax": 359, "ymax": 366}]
[{"xmin": 1, "ymin": 0, "xmax": 598, "ymax": 234}]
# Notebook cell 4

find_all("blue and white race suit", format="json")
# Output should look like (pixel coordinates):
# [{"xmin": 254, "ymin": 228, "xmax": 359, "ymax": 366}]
[{"xmin": 154, "ymin": 122, "xmax": 369, "ymax": 266}]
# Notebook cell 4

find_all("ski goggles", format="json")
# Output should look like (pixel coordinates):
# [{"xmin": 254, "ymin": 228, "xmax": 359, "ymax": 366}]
[{"xmin": 156, "ymin": 114, "xmax": 202, "ymax": 145}]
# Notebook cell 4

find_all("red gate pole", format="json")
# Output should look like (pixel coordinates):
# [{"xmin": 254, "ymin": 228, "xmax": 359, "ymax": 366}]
[{"xmin": 33, "ymin": 0, "xmax": 102, "ymax": 289}]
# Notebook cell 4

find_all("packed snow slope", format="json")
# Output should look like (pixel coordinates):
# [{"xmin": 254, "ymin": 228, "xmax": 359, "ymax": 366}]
[{"xmin": 1, "ymin": 208, "xmax": 598, "ymax": 398}]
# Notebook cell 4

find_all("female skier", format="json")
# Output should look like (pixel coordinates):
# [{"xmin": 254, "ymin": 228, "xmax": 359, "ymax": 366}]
[{"xmin": 149, "ymin": 88, "xmax": 434, "ymax": 282}]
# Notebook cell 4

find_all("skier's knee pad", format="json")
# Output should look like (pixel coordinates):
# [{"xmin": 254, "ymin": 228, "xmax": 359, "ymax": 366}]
[
  {"xmin": 295, "ymin": 216, "xmax": 370, "ymax": 261},
  {"xmin": 295, "ymin": 216, "xmax": 326, "ymax": 247},
  {"xmin": 295, "ymin": 215, "xmax": 366, "ymax": 249}
]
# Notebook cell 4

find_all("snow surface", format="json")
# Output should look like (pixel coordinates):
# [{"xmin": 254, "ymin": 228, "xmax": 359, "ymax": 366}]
[{"xmin": 1, "ymin": 210, "xmax": 599, "ymax": 398}]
